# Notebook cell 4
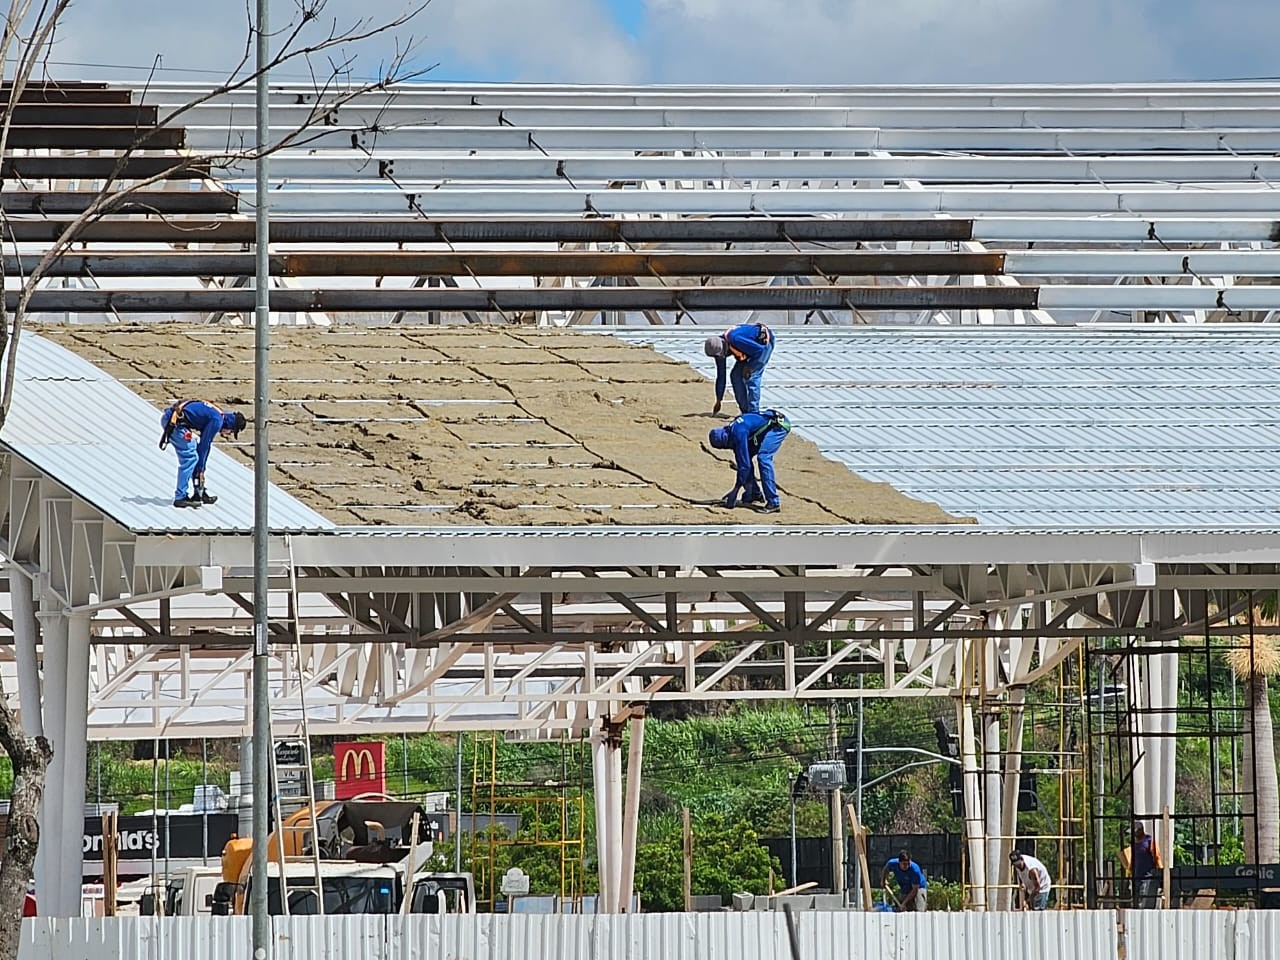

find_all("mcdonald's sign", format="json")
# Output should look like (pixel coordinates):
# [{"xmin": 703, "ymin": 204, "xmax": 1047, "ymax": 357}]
[{"xmin": 334, "ymin": 741, "xmax": 386, "ymax": 800}]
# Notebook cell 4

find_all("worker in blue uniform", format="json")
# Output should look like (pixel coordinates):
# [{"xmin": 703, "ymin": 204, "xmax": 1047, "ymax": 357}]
[
  {"xmin": 703, "ymin": 322, "xmax": 775, "ymax": 414},
  {"xmin": 159, "ymin": 401, "xmax": 247, "ymax": 508},
  {"xmin": 707, "ymin": 409, "xmax": 792, "ymax": 514}
]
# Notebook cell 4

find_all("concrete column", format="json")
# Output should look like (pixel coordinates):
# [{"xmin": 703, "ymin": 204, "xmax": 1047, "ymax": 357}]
[
  {"xmin": 591, "ymin": 731, "xmax": 615, "ymax": 912},
  {"xmin": 34, "ymin": 611, "xmax": 68, "ymax": 915},
  {"xmin": 607, "ymin": 735, "xmax": 624, "ymax": 910},
  {"xmin": 10, "ymin": 567, "xmax": 43, "ymax": 738},
  {"xmin": 983, "ymin": 709, "xmax": 1003, "ymax": 909},
  {"xmin": 55, "ymin": 613, "xmax": 92, "ymax": 916},
  {"xmin": 999, "ymin": 691, "xmax": 1028, "ymax": 911},
  {"xmin": 618, "ymin": 716, "xmax": 645, "ymax": 913},
  {"xmin": 959, "ymin": 701, "xmax": 987, "ymax": 910}
]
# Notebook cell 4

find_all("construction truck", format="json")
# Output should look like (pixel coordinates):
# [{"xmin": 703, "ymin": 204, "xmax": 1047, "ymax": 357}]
[{"xmin": 211, "ymin": 797, "xmax": 471, "ymax": 915}]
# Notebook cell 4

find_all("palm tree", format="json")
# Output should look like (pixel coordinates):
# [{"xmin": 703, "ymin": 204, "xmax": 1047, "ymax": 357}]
[{"xmin": 1225, "ymin": 621, "xmax": 1280, "ymax": 864}]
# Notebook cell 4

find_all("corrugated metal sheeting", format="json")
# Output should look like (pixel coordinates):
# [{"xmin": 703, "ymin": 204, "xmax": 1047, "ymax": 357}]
[
  {"xmin": 1125, "ymin": 908, "xmax": 1280, "ymax": 960},
  {"xmin": 612, "ymin": 326, "xmax": 1280, "ymax": 530},
  {"xmin": 19, "ymin": 911, "xmax": 1120, "ymax": 960},
  {"xmin": 0, "ymin": 334, "xmax": 332, "ymax": 534}
]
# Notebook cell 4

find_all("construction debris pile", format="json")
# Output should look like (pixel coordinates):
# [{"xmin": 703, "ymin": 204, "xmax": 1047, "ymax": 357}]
[{"xmin": 39, "ymin": 323, "xmax": 964, "ymax": 526}]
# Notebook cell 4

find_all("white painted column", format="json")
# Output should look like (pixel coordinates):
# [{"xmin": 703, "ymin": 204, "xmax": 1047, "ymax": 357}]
[
  {"xmin": 57, "ymin": 613, "xmax": 92, "ymax": 916},
  {"xmin": 959, "ymin": 701, "xmax": 987, "ymax": 910},
  {"xmin": 607, "ymin": 734, "xmax": 624, "ymax": 911},
  {"xmin": 591, "ymin": 729, "xmax": 626, "ymax": 912},
  {"xmin": 983, "ymin": 709, "xmax": 1003, "ymax": 909},
  {"xmin": 34, "ymin": 611, "xmax": 68, "ymax": 915},
  {"xmin": 618, "ymin": 716, "xmax": 645, "ymax": 913},
  {"xmin": 998, "ymin": 690, "xmax": 1028, "ymax": 912},
  {"xmin": 10, "ymin": 567, "xmax": 43, "ymax": 738},
  {"xmin": 591, "ymin": 733, "xmax": 611, "ymax": 912}
]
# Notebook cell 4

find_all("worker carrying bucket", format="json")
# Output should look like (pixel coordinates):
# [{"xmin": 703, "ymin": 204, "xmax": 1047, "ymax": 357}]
[{"xmin": 159, "ymin": 400, "xmax": 247, "ymax": 508}]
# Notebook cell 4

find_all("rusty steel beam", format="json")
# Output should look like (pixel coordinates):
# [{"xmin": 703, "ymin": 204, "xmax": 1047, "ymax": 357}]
[
  {"xmin": 1, "ymin": 155, "xmax": 212, "ymax": 181},
  {"xmin": 5, "ymin": 285, "xmax": 1039, "ymax": 313},
  {"xmin": 0, "ymin": 216, "xmax": 975, "ymax": 245},
  {"xmin": 5, "ymin": 250, "xmax": 1006, "ymax": 278},
  {"xmin": 2, "ymin": 127, "xmax": 184, "ymax": 149},
  {"xmin": 0, "ymin": 190, "xmax": 238, "ymax": 215},
  {"xmin": 1, "ymin": 104, "xmax": 158, "ymax": 126},
  {"xmin": 1, "ymin": 86, "xmax": 132, "ymax": 105}
]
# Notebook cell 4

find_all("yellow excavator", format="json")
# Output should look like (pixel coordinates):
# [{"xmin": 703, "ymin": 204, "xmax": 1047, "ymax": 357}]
[{"xmin": 212, "ymin": 797, "xmax": 472, "ymax": 915}]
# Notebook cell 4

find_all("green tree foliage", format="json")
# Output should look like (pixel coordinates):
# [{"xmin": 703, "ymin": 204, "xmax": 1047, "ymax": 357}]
[{"xmin": 633, "ymin": 816, "xmax": 781, "ymax": 912}]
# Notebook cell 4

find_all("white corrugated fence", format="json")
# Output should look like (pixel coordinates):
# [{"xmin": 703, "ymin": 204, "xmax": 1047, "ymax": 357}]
[{"xmin": 15, "ymin": 910, "xmax": 1280, "ymax": 960}]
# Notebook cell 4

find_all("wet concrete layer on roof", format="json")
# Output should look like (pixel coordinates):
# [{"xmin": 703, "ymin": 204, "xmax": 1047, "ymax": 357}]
[{"xmin": 36, "ymin": 323, "xmax": 966, "ymax": 527}]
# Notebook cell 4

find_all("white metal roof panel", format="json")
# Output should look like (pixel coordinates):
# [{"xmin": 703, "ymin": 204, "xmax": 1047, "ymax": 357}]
[
  {"xmin": 0, "ymin": 334, "xmax": 333, "ymax": 535},
  {"xmin": 610, "ymin": 326, "xmax": 1280, "ymax": 530}
]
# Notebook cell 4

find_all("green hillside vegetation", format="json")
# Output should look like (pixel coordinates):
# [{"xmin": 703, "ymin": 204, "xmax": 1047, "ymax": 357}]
[{"xmin": 2, "ymin": 659, "xmax": 1276, "ymax": 909}]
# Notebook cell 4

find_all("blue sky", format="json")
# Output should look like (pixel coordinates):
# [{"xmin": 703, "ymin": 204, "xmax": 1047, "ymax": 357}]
[{"xmin": 51, "ymin": 1, "xmax": 1280, "ymax": 85}]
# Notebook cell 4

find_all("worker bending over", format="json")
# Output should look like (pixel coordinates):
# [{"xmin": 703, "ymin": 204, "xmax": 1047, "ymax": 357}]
[
  {"xmin": 159, "ymin": 400, "xmax": 247, "ymax": 508},
  {"xmin": 704, "ymin": 322, "xmax": 775, "ymax": 414},
  {"xmin": 707, "ymin": 409, "xmax": 791, "ymax": 514},
  {"xmin": 1010, "ymin": 850, "xmax": 1052, "ymax": 910},
  {"xmin": 881, "ymin": 849, "xmax": 928, "ymax": 912}
]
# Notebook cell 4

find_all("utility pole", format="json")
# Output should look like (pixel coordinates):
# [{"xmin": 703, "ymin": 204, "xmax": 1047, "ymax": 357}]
[
  {"xmin": 250, "ymin": 0, "xmax": 272, "ymax": 955},
  {"xmin": 829, "ymin": 702, "xmax": 846, "ymax": 898}
]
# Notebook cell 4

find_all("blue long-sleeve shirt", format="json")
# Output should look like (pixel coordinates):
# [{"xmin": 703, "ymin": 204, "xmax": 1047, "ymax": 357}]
[
  {"xmin": 175, "ymin": 400, "xmax": 226, "ymax": 474},
  {"xmin": 713, "ymin": 323, "xmax": 775, "ymax": 402}
]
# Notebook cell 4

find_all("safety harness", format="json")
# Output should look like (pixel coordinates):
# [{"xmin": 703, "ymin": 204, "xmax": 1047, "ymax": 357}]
[
  {"xmin": 159, "ymin": 400, "xmax": 222, "ymax": 449},
  {"xmin": 749, "ymin": 409, "xmax": 791, "ymax": 450}
]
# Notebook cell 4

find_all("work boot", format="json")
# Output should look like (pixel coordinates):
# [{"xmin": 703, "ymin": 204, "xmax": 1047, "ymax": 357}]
[
  {"xmin": 752, "ymin": 503, "xmax": 781, "ymax": 515},
  {"xmin": 196, "ymin": 488, "xmax": 218, "ymax": 505},
  {"xmin": 173, "ymin": 496, "xmax": 203, "ymax": 508}
]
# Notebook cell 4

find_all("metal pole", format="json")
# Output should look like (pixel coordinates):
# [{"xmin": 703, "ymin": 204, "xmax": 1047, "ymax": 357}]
[
  {"xmin": 790, "ymin": 782, "xmax": 798, "ymax": 888},
  {"xmin": 202, "ymin": 738, "xmax": 209, "ymax": 865},
  {"xmin": 402, "ymin": 732, "xmax": 410, "ymax": 795},
  {"xmin": 250, "ymin": 0, "xmax": 273, "ymax": 953},
  {"xmin": 854, "ymin": 675, "xmax": 865, "ymax": 908},
  {"xmin": 454, "ymin": 734, "xmax": 463, "ymax": 872}
]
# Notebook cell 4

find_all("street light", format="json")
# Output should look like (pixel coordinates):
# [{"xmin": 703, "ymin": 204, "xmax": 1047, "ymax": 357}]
[{"xmin": 789, "ymin": 772, "xmax": 809, "ymax": 888}]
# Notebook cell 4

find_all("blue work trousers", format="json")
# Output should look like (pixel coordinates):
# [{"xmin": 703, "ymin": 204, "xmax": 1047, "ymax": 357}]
[
  {"xmin": 169, "ymin": 427, "xmax": 199, "ymax": 501},
  {"xmin": 730, "ymin": 340, "xmax": 772, "ymax": 413},
  {"xmin": 751, "ymin": 426, "xmax": 787, "ymax": 507}
]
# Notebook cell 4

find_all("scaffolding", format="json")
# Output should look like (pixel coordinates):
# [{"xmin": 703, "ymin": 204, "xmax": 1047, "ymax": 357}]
[
  {"xmin": 1083, "ymin": 589, "xmax": 1267, "ymax": 908},
  {"xmin": 956, "ymin": 632, "xmax": 1089, "ymax": 910},
  {"xmin": 468, "ymin": 733, "xmax": 588, "ymax": 911}
]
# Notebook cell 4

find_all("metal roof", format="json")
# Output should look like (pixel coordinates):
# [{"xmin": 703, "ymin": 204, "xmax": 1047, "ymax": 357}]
[
  {"xmin": 0, "ymin": 333, "xmax": 332, "ymax": 534},
  {"xmin": 609, "ymin": 325, "xmax": 1280, "ymax": 530}
]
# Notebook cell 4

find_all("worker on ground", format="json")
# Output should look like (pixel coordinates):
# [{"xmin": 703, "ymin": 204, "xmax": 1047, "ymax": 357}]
[
  {"xmin": 1130, "ymin": 822, "xmax": 1163, "ymax": 908},
  {"xmin": 1010, "ymin": 849, "xmax": 1052, "ymax": 910},
  {"xmin": 703, "ymin": 322, "xmax": 775, "ymax": 414},
  {"xmin": 159, "ymin": 401, "xmax": 247, "ymax": 508},
  {"xmin": 881, "ymin": 848, "xmax": 927, "ymax": 912},
  {"xmin": 707, "ymin": 409, "xmax": 792, "ymax": 514}
]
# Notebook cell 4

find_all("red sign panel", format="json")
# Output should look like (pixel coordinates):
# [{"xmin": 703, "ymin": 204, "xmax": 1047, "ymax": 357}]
[{"xmin": 334, "ymin": 741, "xmax": 386, "ymax": 800}]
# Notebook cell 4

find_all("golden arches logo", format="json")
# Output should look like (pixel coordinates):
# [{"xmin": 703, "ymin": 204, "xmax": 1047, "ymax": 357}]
[{"xmin": 340, "ymin": 747, "xmax": 377, "ymax": 781}]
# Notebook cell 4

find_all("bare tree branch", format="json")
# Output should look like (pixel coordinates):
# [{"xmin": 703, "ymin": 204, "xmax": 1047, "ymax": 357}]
[{"xmin": 0, "ymin": 0, "xmax": 431, "ymax": 943}]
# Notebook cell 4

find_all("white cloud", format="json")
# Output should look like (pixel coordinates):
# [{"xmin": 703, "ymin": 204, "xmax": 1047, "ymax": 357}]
[
  {"xmin": 32, "ymin": 0, "xmax": 1280, "ymax": 86},
  {"xmin": 47, "ymin": 0, "xmax": 644, "ymax": 84},
  {"xmin": 641, "ymin": 0, "xmax": 1170, "ymax": 83}
]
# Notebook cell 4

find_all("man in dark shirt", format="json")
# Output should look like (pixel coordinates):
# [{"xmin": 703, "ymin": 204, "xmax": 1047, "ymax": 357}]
[{"xmin": 1130, "ymin": 823, "xmax": 1163, "ymax": 908}]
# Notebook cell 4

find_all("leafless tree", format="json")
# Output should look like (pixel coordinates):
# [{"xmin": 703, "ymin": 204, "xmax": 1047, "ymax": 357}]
[{"xmin": 0, "ymin": 0, "xmax": 429, "ymax": 950}]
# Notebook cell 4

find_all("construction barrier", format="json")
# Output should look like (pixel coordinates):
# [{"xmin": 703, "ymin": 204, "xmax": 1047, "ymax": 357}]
[{"xmin": 18, "ymin": 909, "xmax": 1280, "ymax": 960}]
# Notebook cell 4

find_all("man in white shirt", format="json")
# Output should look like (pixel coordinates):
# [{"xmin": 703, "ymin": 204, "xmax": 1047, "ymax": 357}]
[{"xmin": 1010, "ymin": 850, "xmax": 1052, "ymax": 910}]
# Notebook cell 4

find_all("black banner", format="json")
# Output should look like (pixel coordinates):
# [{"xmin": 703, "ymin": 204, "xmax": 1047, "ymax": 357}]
[{"xmin": 82, "ymin": 813, "xmax": 238, "ymax": 861}]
